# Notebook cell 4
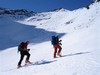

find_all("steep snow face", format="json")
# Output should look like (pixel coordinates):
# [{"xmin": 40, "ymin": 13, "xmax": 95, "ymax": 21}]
[
  {"xmin": 0, "ymin": 2, "xmax": 100, "ymax": 75},
  {"xmin": 18, "ymin": 2, "xmax": 100, "ymax": 34},
  {"xmin": 18, "ymin": 9, "xmax": 72, "ymax": 32}
]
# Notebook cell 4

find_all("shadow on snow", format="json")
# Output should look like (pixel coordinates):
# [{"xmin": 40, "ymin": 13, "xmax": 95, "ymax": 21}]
[
  {"xmin": 32, "ymin": 60, "xmax": 57, "ymax": 65},
  {"xmin": 0, "ymin": 20, "xmax": 65, "ymax": 51},
  {"xmin": 61, "ymin": 52, "xmax": 90, "ymax": 58}
]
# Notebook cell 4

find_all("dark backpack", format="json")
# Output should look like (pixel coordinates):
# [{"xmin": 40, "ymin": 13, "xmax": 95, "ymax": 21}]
[
  {"xmin": 51, "ymin": 36, "xmax": 62, "ymax": 45},
  {"xmin": 51, "ymin": 36, "xmax": 57, "ymax": 45},
  {"xmin": 18, "ymin": 42, "xmax": 24, "ymax": 52}
]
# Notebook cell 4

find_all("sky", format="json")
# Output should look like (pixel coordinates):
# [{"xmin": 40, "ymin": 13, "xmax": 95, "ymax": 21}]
[{"xmin": 0, "ymin": 0, "xmax": 93, "ymax": 12}]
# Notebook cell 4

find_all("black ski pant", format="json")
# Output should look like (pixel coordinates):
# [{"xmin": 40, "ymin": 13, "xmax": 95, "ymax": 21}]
[{"xmin": 18, "ymin": 51, "xmax": 30, "ymax": 66}]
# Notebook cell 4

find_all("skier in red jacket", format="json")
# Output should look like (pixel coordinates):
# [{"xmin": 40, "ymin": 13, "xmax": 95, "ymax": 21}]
[{"xmin": 17, "ymin": 41, "xmax": 31, "ymax": 68}]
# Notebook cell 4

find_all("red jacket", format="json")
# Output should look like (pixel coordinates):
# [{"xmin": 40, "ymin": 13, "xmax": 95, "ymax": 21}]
[{"xmin": 19, "ymin": 42, "xmax": 28, "ymax": 50}]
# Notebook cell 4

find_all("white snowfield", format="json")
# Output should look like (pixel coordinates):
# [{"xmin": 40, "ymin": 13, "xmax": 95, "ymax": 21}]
[{"xmin": 0, "ymin": 2, "xmax": 100, "ymax": 75}]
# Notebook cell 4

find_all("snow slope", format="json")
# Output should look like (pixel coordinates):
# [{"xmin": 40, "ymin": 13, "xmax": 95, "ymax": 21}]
[{"xmin": 0, "ymin": 2, "xmax": 100, "ymax": 75}]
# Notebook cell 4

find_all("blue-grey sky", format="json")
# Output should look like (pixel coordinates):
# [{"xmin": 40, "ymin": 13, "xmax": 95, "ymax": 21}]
[{"xmin": 0, "ymin": 0, "xmax": 93, "ymax": 12}]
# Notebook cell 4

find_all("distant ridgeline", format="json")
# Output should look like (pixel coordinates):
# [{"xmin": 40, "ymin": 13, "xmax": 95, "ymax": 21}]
[{"xmin": 0, "ymin": 8, "xmax": 37, "ymax": 17}]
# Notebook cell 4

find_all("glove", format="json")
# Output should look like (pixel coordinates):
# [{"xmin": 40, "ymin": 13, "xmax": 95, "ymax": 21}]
[
  {"xmin": 59, "ymin": 40, "xmax": 62, "ymax": 42},
  {"xmin": 59, "ymin": 43, "xmax": 62, "ymax": 45},
  {"xmin": 27, "ymin": 49, "xmax": 30, "ymax": 51}
]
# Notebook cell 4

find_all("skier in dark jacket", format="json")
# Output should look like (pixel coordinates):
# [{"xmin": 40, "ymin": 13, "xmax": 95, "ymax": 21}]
[
  {"xmin": 51, "ymin": 35, "xmax": 62, "ymax": 58},
  {"xmin": 17, "ymin": 41, "xmax": 31, "ymax": 68}
]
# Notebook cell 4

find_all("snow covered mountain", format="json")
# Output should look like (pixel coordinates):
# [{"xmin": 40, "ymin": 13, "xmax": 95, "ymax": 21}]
[{"xmin": 0, "ymin": 2, "xmax": 100, "ymax": 75}]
